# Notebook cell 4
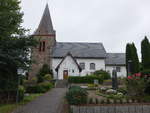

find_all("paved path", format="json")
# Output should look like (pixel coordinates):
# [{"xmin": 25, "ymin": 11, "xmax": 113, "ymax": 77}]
[{"xmin": 12, "ymin": 88, "xmax": 67, "ymax": 113}]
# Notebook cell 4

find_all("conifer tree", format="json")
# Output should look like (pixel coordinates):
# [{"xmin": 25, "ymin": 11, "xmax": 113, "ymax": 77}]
[
  {"xmin": 131, "ymin": 43, "xmax": 140, "ymax": 73},
  {"xmin": 126, "ymin": 43, "xmax": 140, "ymax": 75},
  {"xmin": 126, "ymin": 43, "xmax": 132, "ymax": 76},
  {"xmin": 141, "ymin": 36, "xmax": 150, "ymax": 69}
]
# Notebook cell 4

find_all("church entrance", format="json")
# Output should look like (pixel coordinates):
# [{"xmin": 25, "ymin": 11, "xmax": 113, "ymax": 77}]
[{"xmin": 63, "ymin": 70, "xmax": 68, "ymax": 79}]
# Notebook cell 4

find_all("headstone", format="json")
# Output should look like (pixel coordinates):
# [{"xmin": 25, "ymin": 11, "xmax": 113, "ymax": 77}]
[
  {"xmin": 94, "ymin": 79, "xmax": 99, "ymax": 85},
  {"xmin": 112, "ymin": 69, "xmax": 118, "ymax": 90}
]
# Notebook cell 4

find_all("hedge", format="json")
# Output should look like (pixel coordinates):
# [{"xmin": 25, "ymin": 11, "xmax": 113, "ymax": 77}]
[
  {"xmin": 26, "ymin": 82, "xmax": 53, "ymax": 93},
  {"xmin": 68, "ymin": 76, "xmax": 103, "ymax": 84}
]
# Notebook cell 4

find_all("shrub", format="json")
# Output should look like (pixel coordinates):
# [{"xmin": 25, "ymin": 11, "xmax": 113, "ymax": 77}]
[
  {"xmin": 126, "ymin": 73, "xmax": 146, "ymax": 96},
  {"xmin": 26, "ymin": 82, "xmax": 53, "ymax": 93},
  {"xmin": 37, "ymin": 64, "xmax": 53, "ymax": 83},
  {"xmin": 43, "ymin": 74, "xmax": 53, "ymax": 82},
  {"xmin": 93, "ymin": 70, "xmax": 111, "ymax": 80},
  {"xmin": 66, "ymin": 86, "xmax": 88, "ymax": 105},
  {"xmin": 68, "ymin": 76, "xmax": 103, "ymax": 84},
  {"xmin": 18, "ymin": 85, "xmax": 25, "ymax": 101}
]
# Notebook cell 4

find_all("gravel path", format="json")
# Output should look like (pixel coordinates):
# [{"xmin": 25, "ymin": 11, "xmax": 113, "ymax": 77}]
[{"xmin": 12, "ymin": 88, "xmax": 67, "ymax": 113}]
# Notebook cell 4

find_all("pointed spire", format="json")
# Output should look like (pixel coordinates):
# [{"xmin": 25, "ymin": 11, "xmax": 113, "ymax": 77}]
[{"xmin": 34, "ymin": 4, "xmax": 55, "ymax": 35}]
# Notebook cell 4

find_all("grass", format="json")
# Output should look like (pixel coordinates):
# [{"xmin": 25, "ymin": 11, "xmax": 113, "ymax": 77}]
[{"xmin": 0, "ymin": 93, "xmax": 42, "ymax": 113}]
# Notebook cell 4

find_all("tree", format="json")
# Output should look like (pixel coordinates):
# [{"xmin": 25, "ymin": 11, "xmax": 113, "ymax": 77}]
[
  {"xmin": 0, "ymin": 0, "xmax": 37, "ymax": 100},
  {"xmin": 126, "ymin": 43, "xmax": 132, "ymax": 76},
  {"xmin": 131, "ymin": 43, "xmax": 140, "ymax": 74},
  {"xmin": 141, "ymin": 36, "xmax": 150, "ymax": 70},
  {"xmin": 126, "ymin": 43, "xmax": 140, "ymax": 75}
]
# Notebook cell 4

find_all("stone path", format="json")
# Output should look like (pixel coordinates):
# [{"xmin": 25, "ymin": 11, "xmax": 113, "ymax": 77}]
[{"xmin": 12, "ymin": 88, "xmax": 67, "ymax": 113}]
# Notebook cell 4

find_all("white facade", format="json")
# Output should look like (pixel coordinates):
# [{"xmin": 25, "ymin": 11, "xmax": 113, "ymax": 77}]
[
  {"xmin": 76, "ymin": 58, "xmax": 105, "ymax": 76},
  {"xmin": 52, "ymin": 56, "xmax": 81, "ymax": 79},
  {"xmin": 52, "ymin": 57, "xmax": 127, "ymax": 79},
  {"xmin": 105, "ymin": 66, "xmax": 126, "ymax": 77}
]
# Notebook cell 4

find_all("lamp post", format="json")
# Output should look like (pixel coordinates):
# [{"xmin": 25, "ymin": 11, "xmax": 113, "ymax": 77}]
[
  {"xmin": 16, "ymin": 68, "xmax": 23, "ymax": 103},
  {"xmin": 128, "ymin": 60, "xmax": 132, "ymax": 77}
]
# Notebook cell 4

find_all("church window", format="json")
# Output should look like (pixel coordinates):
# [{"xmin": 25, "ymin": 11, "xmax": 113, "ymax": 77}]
[
  {"xmin": 72, "ymin": 70, "xmax": 74, "ymax": 73},
  {"xmin": 43, "ymin": 41, "xmax": 46, "ymax": 51},
  {"xmin": 79, "ymin": 63, "xmax": 85, "ymax": 70},
  {"xmin": 90, "ymin": 63, "xmax": 95, "ymax": 70},
  {"xmin": 39, "ymin": 41, "xmax": 46, "ymax": 52},
  {"xmin": 116, "ymin": 66, "xmax": 121, "ymax": 72},
  {"xmin": 39, "ymin": 42, "xmax": 42, "ymax": 51}
]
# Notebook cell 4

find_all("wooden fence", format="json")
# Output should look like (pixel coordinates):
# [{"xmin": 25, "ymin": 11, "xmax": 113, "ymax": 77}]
[{"xmin": 71, "ymin": 104, "xmax": 150, "ymax": 113}]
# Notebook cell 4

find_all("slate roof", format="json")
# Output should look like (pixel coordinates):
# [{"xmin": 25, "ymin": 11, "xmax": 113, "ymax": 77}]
[
  {"xmin": 106, "ymin": 53, "xmax": 126, "ymax": 66},
  {"xmin": 34, "ymin": 4, "xmax": 55, "ymax": 35},
  {"xmin": 52, "ymin": 42, "xmax": 107, "ymax": 58}
]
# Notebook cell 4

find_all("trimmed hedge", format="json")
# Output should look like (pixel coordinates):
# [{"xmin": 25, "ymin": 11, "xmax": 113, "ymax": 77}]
[
  {"xmin": 66, "ymin": 86, "xmax": 88, "ymax": 105},
  {"xmin": 68, "ymin": 76, "xmax": 103, "ymax": 84},
  {"xmin": 93, "ymin": 70, "xmax": 111, "ymax": 80},
  {"xmin": 26, "ymin": 82, "xmax": 53, "ymax": 93}
]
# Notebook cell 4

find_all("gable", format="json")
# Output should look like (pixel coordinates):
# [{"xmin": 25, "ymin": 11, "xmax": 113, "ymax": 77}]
[{"xmin": 55, "ymin": 53, "xmax": 82, "ymax": 72}]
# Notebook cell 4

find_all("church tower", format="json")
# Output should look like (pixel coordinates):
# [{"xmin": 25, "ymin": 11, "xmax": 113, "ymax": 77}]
[{"xmin": 29, "ymin": 4, "xmax": 56, "ymax": 79}]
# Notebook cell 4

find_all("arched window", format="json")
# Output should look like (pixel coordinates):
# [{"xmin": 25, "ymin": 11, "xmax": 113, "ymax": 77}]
[
  {"xmin": 39, "ymin": 42, "xmax": 42, "ymax": 51},
  {"xmin": 42, "ymin": 41, "xmax": 45, "ymax": 51},
  {"xmin": 90, "ymin": 63, "xmax": 95, "ymax": 70},
  {"xmin": 79, "ymin": 63, "xmax": 85, "ymax": 70},
  {"xmin": 39, "ymin": 41, "xmax": 46, "ymax": 52}
]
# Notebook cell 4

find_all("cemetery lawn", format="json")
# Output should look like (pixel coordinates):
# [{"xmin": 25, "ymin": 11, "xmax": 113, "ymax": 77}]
[{"xmin": 0, "ymin": 93, "xmax": 42, "ymax": 113}]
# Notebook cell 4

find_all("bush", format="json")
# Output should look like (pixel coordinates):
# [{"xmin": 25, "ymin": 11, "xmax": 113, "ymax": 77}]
[
  {"xmin": 93, "ymin": 70, "xmax": 111, "ymax": 80},
  {"xmin": 43, "ymin": 74, "xmax": 52, "ymax": 81},
  {"xmin": 18, "ymin": 85, "xmax": 25, "ymax": 101},
  {"xmin": 68, "ymin": 76, "xmax": 103, "ymax": 84},
  {"xmin": 141, "ymin": 69, "xmax": 150, "ymax": 75},
  {"xmin": 66, "ymin": 86, "xmax": 88, "ymax": 105},
  {"xmin": 37, "ymin": 64, "xmax": 53, "ymax": 83},
  {"xmin": 26, "ymin": 82, "xmax": 53, "ymax": 93}
]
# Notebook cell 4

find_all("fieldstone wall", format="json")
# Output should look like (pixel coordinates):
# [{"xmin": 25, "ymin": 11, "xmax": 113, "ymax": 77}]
[{"xmin": 29, "ymin": 35, "xmax": 56, "ymax": 80}]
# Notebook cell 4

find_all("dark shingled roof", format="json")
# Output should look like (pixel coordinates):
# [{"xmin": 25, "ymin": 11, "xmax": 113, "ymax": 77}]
[
  {"xmin": 52, "ymin": 42, "xmax": 107, "ymax": 58},
  {"xmin": 106, "ymin": 53, "xmax": 126, "ymax": 66},
  {"xmin": 34, "ymin": 4, "xmax": 55, "ymax": 35}
]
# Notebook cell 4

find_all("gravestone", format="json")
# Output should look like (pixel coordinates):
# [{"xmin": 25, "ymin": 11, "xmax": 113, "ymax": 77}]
[{"xmin": 112, "ymin": 69, "xmax": 118, "ymax": 90}]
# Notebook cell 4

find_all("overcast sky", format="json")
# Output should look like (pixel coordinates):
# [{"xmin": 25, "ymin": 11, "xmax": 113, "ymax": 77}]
[{"xmin": 21, "ymin": 0, "xmax": 150, "ymax": 59}]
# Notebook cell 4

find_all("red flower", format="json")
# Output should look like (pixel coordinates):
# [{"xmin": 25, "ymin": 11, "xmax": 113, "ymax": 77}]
[
  {"xmin": 135, "ymin": 73, "xmax": 141, "ymax": 77},
  {"xmin": 128, "ymin": 76, "xmax": 132, "ymax": 79}
]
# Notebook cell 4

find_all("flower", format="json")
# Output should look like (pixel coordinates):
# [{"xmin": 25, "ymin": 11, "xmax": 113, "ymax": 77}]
[
  {"xmin": 128, "ymin": 76, "xmax": 132, "ymax": 79},
  {"xmin": 135, "ymin": 73, "xmax": 141, "ymax": 77}
]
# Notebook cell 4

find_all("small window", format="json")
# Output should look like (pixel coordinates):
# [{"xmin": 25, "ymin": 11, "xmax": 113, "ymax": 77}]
[
  {"xmin": 90, "ymin": 63, "xmax": 95, "ymax": 70},
  {"xmin": 116, "ymin": 67, "xmax": 121, "ymax": 72},
  {"xmin": 39, "ymin": 42, "xmax": 42, "ymax": 51},
  {"xmin": 72, "ymin": 70, "xmax": 74, "ymax": 73},
  {"xmin": 79, "ymin": 63, "xmax": 85, "ymax": 70},
  {"xmin": 39, "ymin": 41, "xmax": 46, "ymax": 52},
  {"xmin": 43, "ymin": 41, "xmax": 45, "ymax": 51}
]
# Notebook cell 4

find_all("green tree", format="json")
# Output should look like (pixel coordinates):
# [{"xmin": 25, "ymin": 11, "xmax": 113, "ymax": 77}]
[
  {"xmin": 126, "ymin": 43, "xmax": 140, "ymax": 75},
  {"xmin": 141, "ymin": 36, "xmax": 150, "ymax": 70},
  {"xmin": 131, "ymin": 43, "xmax": 140, "ymax": 74},
  {"xmin": 126, "ymin": 43, "xmax": 132, "ymax": 76},
  {"xmin": 0, "ymin": 0, "xmax": 36, "ymax": 99}
]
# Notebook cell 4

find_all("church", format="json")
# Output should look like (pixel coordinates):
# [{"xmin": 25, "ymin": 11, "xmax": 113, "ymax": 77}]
[{"xmin": 29, "ymin": 4, "xmax": 126, "ymax": 80}]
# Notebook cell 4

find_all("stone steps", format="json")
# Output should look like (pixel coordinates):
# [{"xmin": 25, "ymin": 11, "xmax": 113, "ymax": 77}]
[{"xmin": 55, "ymin": 80, "xmax": 68, "ymax": 88}]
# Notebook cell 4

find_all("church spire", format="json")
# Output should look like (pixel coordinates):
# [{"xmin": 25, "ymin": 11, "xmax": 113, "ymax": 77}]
[{"xmin": 34, "ymin": 4, "xmax": 55, "ymax": 35}]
